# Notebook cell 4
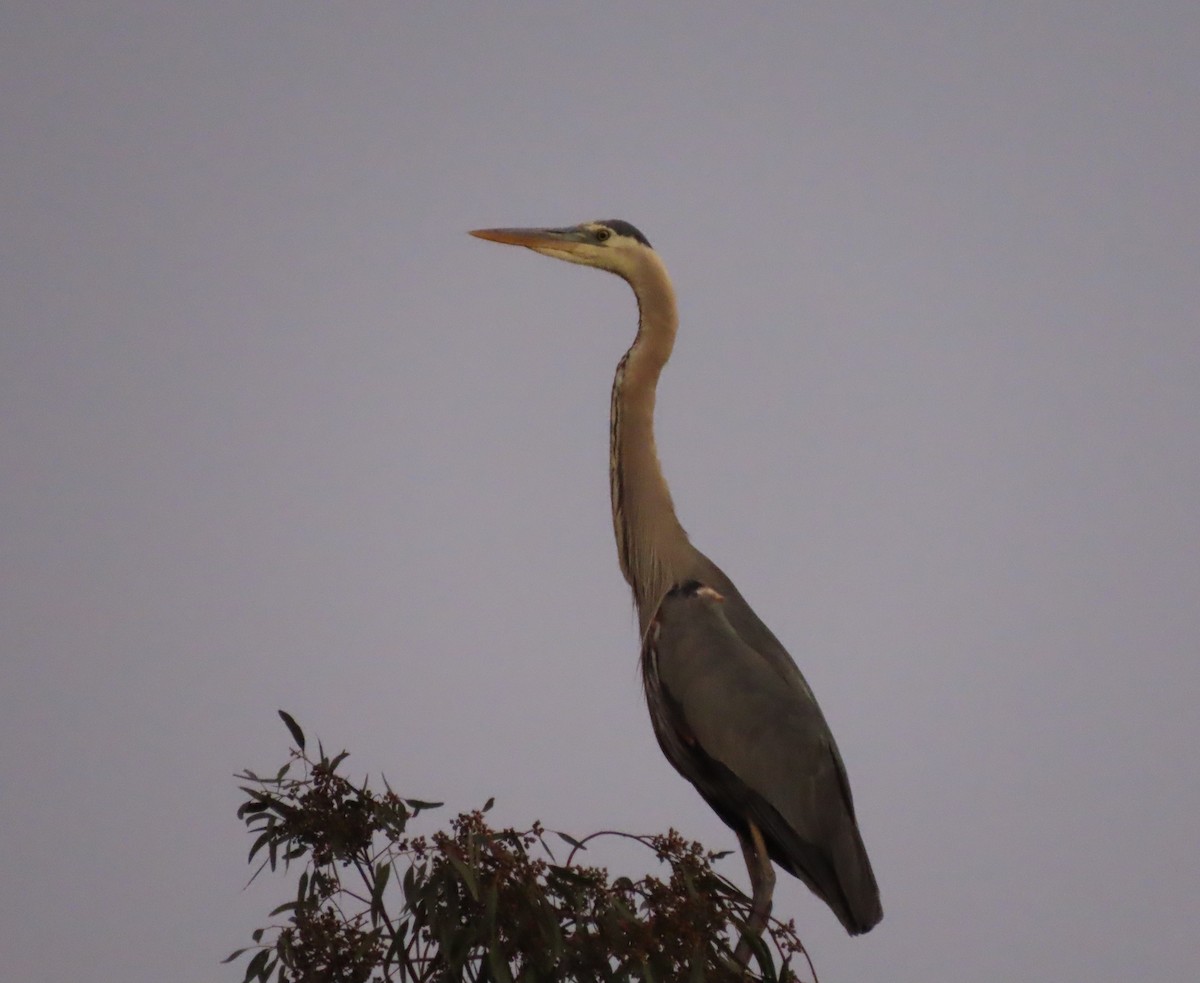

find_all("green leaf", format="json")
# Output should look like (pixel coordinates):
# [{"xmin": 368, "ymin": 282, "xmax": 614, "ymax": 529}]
[
  {"xmin": 381, "ymin": 916, "xmax": 408, "ymax": 970},
  {"xmin": 445, "ymin": 851, "xmax": 480, "ymax": 901},
  {"xmin": 547, "ymin": 864, "xmax": 592, "ymax": 886},
  {"xmin": 242, "ymin": 948, "xmax": 269, "ymax": 983},
  {"xmin": 370, "ymin": 861, "xmax": 391, "ymax": 922},
  {"xmin": 486, "ymin": 944, "xmax": 515, "ymax": 983},
  {"xmin": 277, "ymin": 710, "xmax": 305, "ymax": 751},
  {"xmin": 736, "ymin": 925, "xmax": 775, "ymax": 979},
  {"xmin": 556, "ymin": 831, "xmax": 586, "ymax": 850},
  {"xmin": 482, "ymin": 796, "xmax": 495, "ymax": 812},
  {"xmin": 238, "ymin": 800, "xmax": 271, "ymax": 818},
  {"xmin": 404, "ymin": 797, "xmax": 443, "ymax": 813},
  {"xmin": 482, "ymin": 882, "xmax": 499, "ymax": 935},
  {"xmin": 379, "ymin": 798, "xmax": 409, "ymax": 836},
  {"xmin": 221, "ymin": 948, "xmax": 247, "ymax": 964},
  {"xmin": 247, "ymin": 828, "xmax": 274, "ymax": 864}
]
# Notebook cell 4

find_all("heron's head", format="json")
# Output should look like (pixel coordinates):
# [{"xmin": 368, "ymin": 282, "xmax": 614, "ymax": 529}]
[{"xmin": 469, "ymin": 220, "xmax": 653, "ymax": 280}]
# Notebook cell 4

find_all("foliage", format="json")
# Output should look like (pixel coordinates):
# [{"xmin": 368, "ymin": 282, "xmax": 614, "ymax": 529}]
[{"xmin": 227, "ymin": 712, "xmax": 817, "ymax": 982}]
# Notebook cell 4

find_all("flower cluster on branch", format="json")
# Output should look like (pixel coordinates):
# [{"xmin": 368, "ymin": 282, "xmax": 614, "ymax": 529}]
[{"xmin": 227, "ymin": 712, "xmax": 815, "ymax": 982}]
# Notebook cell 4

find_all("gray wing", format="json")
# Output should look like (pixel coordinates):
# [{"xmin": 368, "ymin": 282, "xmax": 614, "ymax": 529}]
[{"xmin": 641, "ymin": 580, "xmax": 882, "ymax": 934}]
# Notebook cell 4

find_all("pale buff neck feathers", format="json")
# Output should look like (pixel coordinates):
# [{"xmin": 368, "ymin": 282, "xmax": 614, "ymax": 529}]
[{"xmin": 608, "ymin": 248, "xmax": 699, "ymax": 629}]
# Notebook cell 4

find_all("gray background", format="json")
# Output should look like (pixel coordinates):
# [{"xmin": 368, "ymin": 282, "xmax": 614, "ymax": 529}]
[{"xmin": 3, "ymin": 3, "xmax": 1198, "ymax": 981}]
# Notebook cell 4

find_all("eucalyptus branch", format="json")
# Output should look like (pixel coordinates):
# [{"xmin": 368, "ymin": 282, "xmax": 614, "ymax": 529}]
[{"xmin": 228, "ymin": 711, "xmax": 815, "ymax": 982}]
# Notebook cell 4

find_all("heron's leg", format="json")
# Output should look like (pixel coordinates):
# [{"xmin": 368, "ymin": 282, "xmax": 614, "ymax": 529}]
[{"xmin": 732, "ymin": 820, "xmax": 776, "ymax": 970}]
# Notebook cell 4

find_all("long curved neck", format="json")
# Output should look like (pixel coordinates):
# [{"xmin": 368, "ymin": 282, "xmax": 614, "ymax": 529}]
[{"xmin": 610, "ymin": 252, "xmax": 695, "ymax": 625}]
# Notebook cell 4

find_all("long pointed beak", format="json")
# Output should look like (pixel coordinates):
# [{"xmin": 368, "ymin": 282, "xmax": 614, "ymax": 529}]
[{"xmin": 469, "ymin": 226, "xmax": 584, "ymax": 253}]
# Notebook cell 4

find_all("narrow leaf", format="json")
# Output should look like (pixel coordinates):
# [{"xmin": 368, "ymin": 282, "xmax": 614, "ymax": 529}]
[
  {"xmin": 371, "ymin": 860, "xmax": 392, "ymax": 919},
  {"xmin": 247, "ymin": 828, "xmax": 274, "ymax": 864},
  {"xmin": 221, "ymin": 948, "xmax": 247, "ymax": 964},
  {"xmin": 238, "ymin": 801, "xmax": 271, "ymax": 817},
  {"xmin": 243, "ymin": 948, "xmax": 269, "ymax": 983},
  {"xmin": 555, "ymin": 830, "xmax": 586, "ymax": 850},
  {"xmin": 382, "ymin": 917, "xmax": 407, "ymax": 969},
  {"xmin": 277, "ymin": 710, "xmax": 305, "ymax": 751},
  {"xmin": 445, "ymin": 851, "xmax": 480, "ymax": 901},
  {"xmin": 486, "ymin": 945, "xmax": 515, "ymax": 983}
]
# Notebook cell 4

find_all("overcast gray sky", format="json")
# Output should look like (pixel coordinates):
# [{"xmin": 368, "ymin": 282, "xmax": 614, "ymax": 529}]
[{"xmin": 3, "ymin": 3, "xmax": 1198, "ymax": 981}]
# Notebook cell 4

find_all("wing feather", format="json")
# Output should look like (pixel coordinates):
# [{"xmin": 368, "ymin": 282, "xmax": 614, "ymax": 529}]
[{"xmin": 642, "ymin": 581, "xmax": 882, "ymax": 934}]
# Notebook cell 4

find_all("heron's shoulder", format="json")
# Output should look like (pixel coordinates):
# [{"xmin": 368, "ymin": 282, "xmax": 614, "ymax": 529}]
[{"xmin": 659, "ymin": 555, "xmax": 819, "ymax": 704}]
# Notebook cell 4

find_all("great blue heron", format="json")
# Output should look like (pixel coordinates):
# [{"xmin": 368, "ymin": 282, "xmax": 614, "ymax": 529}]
[{"xmin": 470, "ymin": 220, "xmax": 883, "ymax": 955}]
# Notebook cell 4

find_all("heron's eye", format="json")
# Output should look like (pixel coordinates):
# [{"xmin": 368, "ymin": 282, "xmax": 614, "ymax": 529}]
[{"xmin": 595, "ymin": 228, "xmax": 611, "ymax": 242}]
